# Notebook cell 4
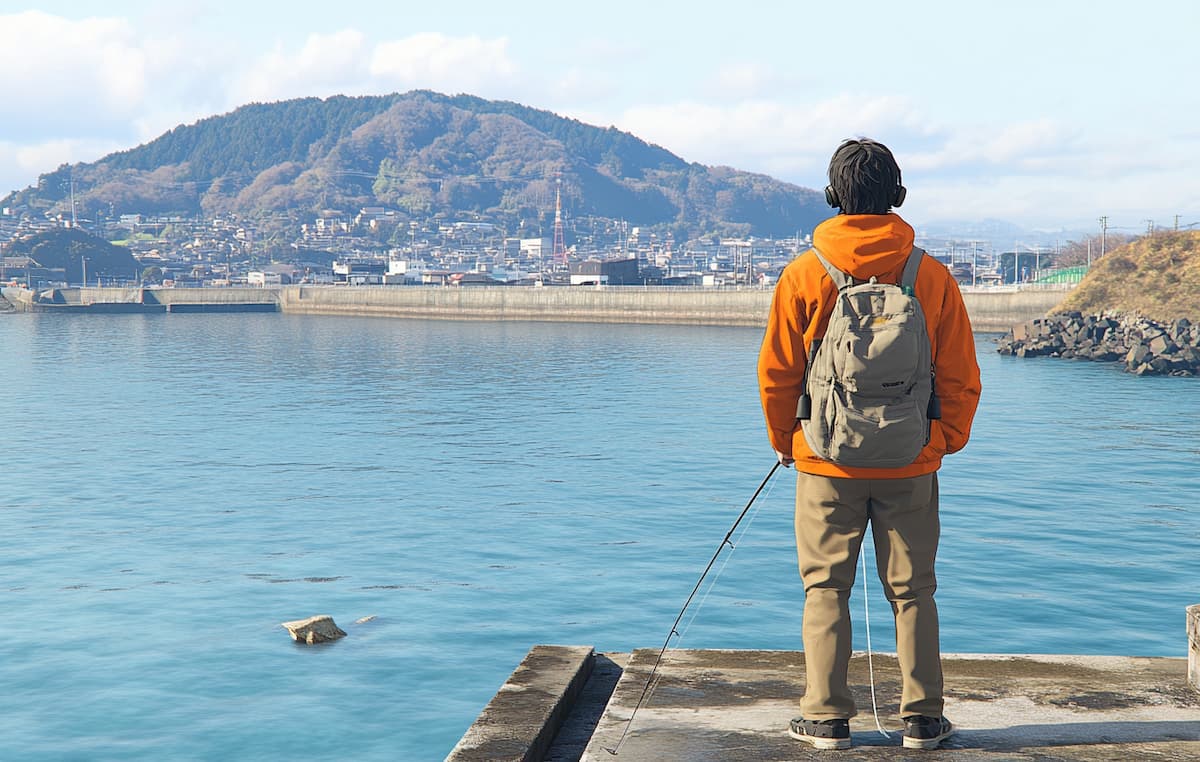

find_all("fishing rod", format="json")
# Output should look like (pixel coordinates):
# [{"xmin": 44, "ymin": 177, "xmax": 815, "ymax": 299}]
[{"xmin": 605, "ymin": 461, "xmax": 782, "ymax": 755}]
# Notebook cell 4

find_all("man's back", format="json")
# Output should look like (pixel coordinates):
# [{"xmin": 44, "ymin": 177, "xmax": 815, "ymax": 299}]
[{"xmin": 758, "ymin": 212, "xmax": 980, "ymax": 479}]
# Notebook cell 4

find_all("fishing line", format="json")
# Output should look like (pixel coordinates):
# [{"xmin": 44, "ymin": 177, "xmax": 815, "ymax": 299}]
[
  {"xmin": 604, "ymin": 461, "xmax": 781, "ymax": 756},
  {"xmin": 860, "ymin": 526, "xmax": 892, "ymax": 739},
  {"xmin": 676, "ymin": 470, "xmax": 779, "ymax": 642}
]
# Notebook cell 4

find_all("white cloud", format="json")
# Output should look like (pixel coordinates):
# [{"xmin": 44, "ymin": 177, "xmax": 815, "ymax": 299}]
[
  {"xmin": 370, "ymin": 33, "xmax": 517, "ymax": 94},
  {"xmin": 589, "ymin": 94, "xmax": 1200, "ymax": 229},
  {"xmin": 0, "ymin": 11, "xmax": 149, "ymax": 136},
  {"xmin": 227, "ymin": 30, "xmax": 520, "ymax": 106},
  {"xmin": 0, "ymin": 15, "xmax": 523, "ymax": 191},
  {"xmin": 608, "ymin": 94, "xmax": 929, "ymax": 183},
  {"xmin": 233, "ymin": 29, "xmax": 371, "ymax": 104},
  {"xmin": 899, "ymin": 130, "xmax": 1200, "ymax": 230},
  {"xmin": 0, "ymin": 138, "xmax": 126, "ymax": 196},
  {"xmin": 905, "ymin": 119, "xmax": 1082, "ymax": 174}
]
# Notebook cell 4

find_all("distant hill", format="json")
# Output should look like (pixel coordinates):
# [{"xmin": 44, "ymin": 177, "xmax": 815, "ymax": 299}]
[
  {"xmin": 1056, "ymin": 231, "xmax": 1200, "ymax": 321},
  {"xmin": 4, "ymin": 91, "xmax": 828, "ymax": 239},
  {"xmin": 4, "ymin": 227, "xmax": 141, "ymax": 282}
]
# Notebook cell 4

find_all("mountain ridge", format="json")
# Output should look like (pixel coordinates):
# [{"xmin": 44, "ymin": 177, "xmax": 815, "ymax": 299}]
[{"xmin": 5, "ymin": 90, "xmax": 828, "ymax": 240}]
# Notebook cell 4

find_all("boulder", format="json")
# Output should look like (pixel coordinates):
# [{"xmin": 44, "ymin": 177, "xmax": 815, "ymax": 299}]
[
  {"xmin": 1148, "ymin": 333, "xmax": 1176, "ymax": 355},
  {"xmin": 999, "ymin": 311, "xmax": 1200, "ymax": 376},
  {"xmin": 281, "ymin": 615, "xmax": 347, "ymax": 644},
  {"xmin": 1125, "ymin": 343, "xmax": 1150, "ymax": 366}
]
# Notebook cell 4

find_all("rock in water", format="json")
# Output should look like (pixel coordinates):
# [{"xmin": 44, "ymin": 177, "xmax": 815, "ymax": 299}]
[{"xmin": 281, "ymin": 615, "xmax": 347, "ymax": 644}]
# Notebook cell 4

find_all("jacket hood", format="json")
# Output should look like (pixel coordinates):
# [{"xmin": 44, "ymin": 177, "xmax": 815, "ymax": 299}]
[{"xmin": 811, "ymin": 213, "xmax": 916, "ymax": 280}]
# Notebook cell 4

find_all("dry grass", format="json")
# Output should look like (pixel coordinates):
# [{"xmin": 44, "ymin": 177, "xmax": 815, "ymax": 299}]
[{"xmin": 1056, "ymin": 231, "xmax": 1200, "ymax": 322}]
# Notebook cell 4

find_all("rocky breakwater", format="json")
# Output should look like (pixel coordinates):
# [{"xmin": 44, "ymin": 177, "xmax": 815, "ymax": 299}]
[{"xmin": 997, "ymin": 312, "xmax": 1200, "ymax": 376}]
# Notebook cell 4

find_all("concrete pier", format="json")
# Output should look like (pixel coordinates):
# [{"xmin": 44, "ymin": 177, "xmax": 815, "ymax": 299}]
[
  {"xmin": 453, "ymin": 644, "xmax": 1200, "ymax": 761},
  {"xmin": 1189, "ymin": 604, "xmax": 1200, "ymax": 692}
]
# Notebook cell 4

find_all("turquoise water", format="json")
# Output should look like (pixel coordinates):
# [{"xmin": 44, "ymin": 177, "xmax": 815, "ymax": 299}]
[{"xmin": 1, "ymin": 313, "xmax": 1197, "ymax": 760}]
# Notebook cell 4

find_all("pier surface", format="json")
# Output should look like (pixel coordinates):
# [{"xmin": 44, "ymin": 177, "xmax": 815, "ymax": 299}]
[{"xmin": 449, "ymin": 646, "xmax": 1200, "ymax": 761}]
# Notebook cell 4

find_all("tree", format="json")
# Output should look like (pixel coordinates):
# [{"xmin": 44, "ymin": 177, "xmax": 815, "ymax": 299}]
[
  {"xmin": 142, "ymin": 265, "xmax": 164, "ymax": 285},
  {"xmin": 1055, "ymin": 233, "xmax": 1136, "ymax": 267}
]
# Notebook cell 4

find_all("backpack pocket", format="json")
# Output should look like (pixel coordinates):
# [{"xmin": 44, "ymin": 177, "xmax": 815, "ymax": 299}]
[
  {"xmin": 824, "ymin": 395, "xmax": 928, "ymax": 469},
  {"xmin": 835, "ymin": 315, "xmax": 924, "ymax": 396}
]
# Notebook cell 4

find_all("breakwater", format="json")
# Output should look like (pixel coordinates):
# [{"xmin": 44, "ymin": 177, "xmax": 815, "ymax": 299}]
[
  {"xmin": 1, "ymin": 286, "xmax": 278, "ymax": 313},
  {"xmin": 279, "ymin": 285, "xmax": 771, "ymax": 326},
  {"xmin": 278, "ymin": 284, "xmax": 1063, "ymax": 332},
  {"xmin": 997, "ymin": 311, "xmax": 1200, "ymax": 375},
  {"xmin": 3, "ymin": 284, "xmax": 1066, "ymax": 331}
]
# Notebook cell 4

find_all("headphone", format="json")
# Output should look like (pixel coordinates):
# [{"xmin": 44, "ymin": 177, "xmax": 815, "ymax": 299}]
[{"xmin": 825, "ymin": 181, "xmax": 906, "ymax": 210}]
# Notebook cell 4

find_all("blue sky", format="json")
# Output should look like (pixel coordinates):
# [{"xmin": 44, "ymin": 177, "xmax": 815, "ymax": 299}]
[{"xmin": 2, "ymin": 0, "xmax": 1197, "ymax": 233}]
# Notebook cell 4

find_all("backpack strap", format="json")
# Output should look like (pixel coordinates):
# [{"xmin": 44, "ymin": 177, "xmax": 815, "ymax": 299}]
[
  {"xmin": 901, "ymin": 246, "xmax": 926, "ymax": 292},
  {"xmin": 810, "ymin": 246, "xmax": 850, "ymax": 289}
]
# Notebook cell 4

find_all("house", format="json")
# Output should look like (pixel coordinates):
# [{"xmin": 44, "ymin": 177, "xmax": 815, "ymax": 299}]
[{"xmin": 569, "ymin": 257, "xmax": 639, "ymax": 286}]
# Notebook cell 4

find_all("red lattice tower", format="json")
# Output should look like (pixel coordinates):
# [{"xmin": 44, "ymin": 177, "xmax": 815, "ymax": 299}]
[{"xmin": 552, "ymin": 176, "xmax": 567, "ymax": 265}]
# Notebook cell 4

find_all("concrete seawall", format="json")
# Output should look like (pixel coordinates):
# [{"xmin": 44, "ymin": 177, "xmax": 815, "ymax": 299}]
[
  {"xmin": 279, "ymin": 285, "xmax": 1065, "ymax": 332},
  {"xmin": 1, "ymin": 286, "xmax": 278, "ymax": 313},
  {"xmin": 3, "ymin": 284, "xmax": 1067, "ymax": 331},
  {"xmin": 279, "ymin": 285, "xmax": 773, "ymax": 327},
  {"xmin": 959, "ymin": 287, "xmax": 1069, "ymax": 333}
]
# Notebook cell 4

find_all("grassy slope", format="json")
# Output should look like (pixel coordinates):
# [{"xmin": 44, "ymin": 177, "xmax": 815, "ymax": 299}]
[{"xmin": 1055, "ymin": 231, "xmax": 1200, "ymax": 322}]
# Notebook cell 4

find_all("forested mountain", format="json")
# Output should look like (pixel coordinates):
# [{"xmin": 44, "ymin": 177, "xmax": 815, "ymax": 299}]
[{"xmin": 6, "ymin": 91, "xmax": 827, "ymax": 239}]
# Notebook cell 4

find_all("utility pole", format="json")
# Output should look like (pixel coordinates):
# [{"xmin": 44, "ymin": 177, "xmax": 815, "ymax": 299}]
[
  {"xmin": 1145, "ymin": 219, "xmax": 1155, "ymax": 236},
  {"xmin": 1099, "ymin": 216, "xmax": 1108, "ymax": 259},
  {"xmin": 1175, "ymin": 214, "xmax": 1181, "ymax": 231}
]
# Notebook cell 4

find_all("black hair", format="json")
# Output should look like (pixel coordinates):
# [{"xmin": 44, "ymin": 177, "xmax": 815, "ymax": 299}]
[{"xmin": 826, "ymin": 138, "xmax": 904, "ymax": 215}]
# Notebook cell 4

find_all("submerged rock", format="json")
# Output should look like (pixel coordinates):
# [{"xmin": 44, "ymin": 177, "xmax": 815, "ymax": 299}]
[{"xmin": 281, "ymin": 615, "xmax": 347, "ymax": 644}]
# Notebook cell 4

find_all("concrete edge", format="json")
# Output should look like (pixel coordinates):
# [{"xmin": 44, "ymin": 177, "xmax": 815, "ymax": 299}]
[
  {"xmin": 447, "ymin": 644, "xmax": 595, "ymax": 762},
  {"xmin": 1188, "ymin": 604, "xmax": 1200, "ymax": 692}
]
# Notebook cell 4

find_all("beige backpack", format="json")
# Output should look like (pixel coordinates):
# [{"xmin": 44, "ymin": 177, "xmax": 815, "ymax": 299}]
[{"xmin": 797, "ymin": 246, "xmax": 938, "ymax": 468}]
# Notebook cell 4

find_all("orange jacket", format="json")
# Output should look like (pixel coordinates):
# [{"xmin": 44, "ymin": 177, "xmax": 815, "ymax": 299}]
[{"xmin": 758, "ymin": 213, "xmax": 981, "ymax": 478}]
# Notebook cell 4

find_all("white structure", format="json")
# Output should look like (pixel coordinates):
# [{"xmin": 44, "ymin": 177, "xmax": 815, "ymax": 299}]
[
  {"xmin": 520, "ymin": 237, "xmax": 552, "ymax": 261},
  {"xmin": 248, "ymin": 271, "xmax": 283, "ymax": 287}
]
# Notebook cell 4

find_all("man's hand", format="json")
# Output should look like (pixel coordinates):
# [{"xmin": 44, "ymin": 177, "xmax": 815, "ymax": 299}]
[{"xmin": 775, "ymin": 450, "xmax": 794, "ymax": 468}]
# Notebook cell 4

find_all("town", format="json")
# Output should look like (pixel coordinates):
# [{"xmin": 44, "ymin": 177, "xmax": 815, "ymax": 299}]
[{"xmin": 0, "ymin": 195, "xmax": 1076, "ymax": 292}]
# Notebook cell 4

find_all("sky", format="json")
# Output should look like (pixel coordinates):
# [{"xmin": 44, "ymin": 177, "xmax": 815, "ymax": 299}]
[{"xmin": 1, "ymin": 0, "xmax": 1198, "ymax": 234}]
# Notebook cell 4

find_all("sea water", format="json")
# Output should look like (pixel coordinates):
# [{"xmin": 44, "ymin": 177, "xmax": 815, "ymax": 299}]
[{"xmin": 1, "ymin": 312, "xmax": 1197, "ymax": 760}]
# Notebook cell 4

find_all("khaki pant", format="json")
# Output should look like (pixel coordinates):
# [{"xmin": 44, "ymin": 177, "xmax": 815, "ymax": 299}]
[{"xmin": 794, "ymin": 471, "xmax": 943, "ymax": 720}]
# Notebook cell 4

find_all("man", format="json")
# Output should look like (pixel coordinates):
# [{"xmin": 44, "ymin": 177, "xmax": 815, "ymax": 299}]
[{"xmin": 758, "ymin": 138, "xmax": 981, "ymax": 750}]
